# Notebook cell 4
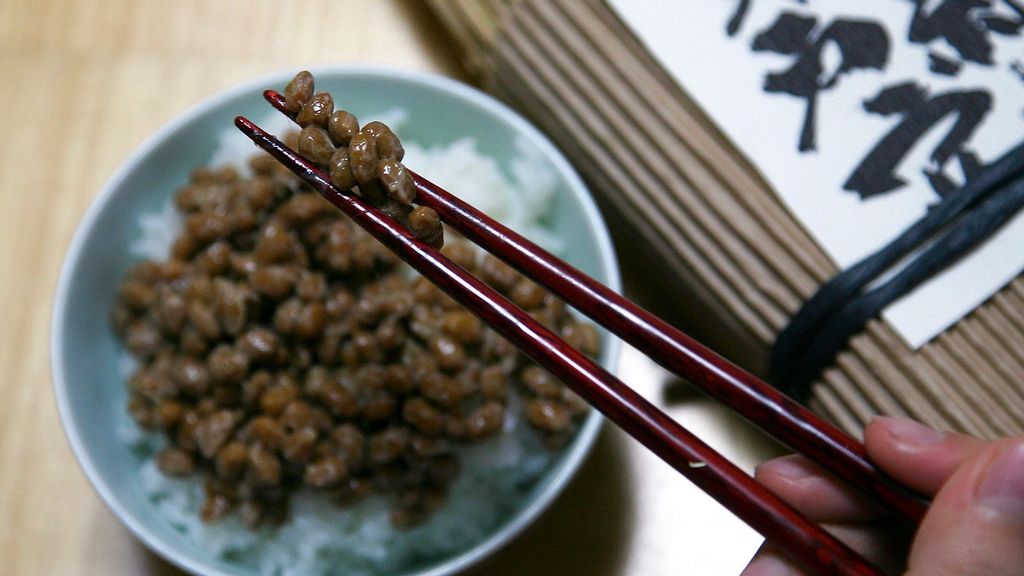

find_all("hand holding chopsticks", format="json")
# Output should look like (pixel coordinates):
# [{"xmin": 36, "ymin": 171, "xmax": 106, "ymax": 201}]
[{"xmin": 235, "ymin": 83, "xmax": 930, "ymax": 575}]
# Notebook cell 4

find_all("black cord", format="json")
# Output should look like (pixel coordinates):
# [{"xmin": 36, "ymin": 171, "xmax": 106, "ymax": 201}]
[{"xmin": 769, "ymin": 142, "xmax": 1024, "ymax": 400}]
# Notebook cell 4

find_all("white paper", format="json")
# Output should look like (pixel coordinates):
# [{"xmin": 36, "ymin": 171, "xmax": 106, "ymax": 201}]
[{"xmin": 608, "ymin": 0, "xmax": 1024, "ymax": 348}]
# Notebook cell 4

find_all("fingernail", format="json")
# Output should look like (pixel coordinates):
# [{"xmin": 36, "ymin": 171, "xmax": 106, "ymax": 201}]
[
  {"xmin": 742, "ymin": 553, "xmax": 796, "ymax": 576},
  {"xmin": 759, "ymin": 455, "xmax": 814, "ymax": 481},
  {"xmin": 976, "ymin": 443, "xmax": 1024, "ymax": 521},
  {"xmin": 879, "ymin": 416, "xmax": 946, "ymax": 448}
]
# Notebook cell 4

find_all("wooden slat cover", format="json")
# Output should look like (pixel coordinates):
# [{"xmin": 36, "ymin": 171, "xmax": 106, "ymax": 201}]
[{"xmin": 425, "ymin": 0, "xmax": 1024, "ymax": 438}]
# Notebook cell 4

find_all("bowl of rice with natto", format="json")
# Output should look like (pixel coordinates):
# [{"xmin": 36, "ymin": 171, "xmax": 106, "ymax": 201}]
[{"xmin": 51, "ymin": 65, "xmax": 621, "ymax": 576}]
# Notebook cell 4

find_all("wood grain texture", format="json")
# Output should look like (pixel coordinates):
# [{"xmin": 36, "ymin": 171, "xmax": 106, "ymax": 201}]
[
  {"xmin": 0, "ymin": 1, "xmax": 456, "ymax": 573},
  {"xmin": 0, "ymin": 1, "xmax": 773, "ymax": 575}
]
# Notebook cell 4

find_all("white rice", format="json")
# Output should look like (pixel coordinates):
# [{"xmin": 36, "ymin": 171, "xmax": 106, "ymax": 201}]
[
  {"xmin": 122, "ymin": 111, "xmax": 567, "ymax": 575},
  {"xmin": 402, "ymin": 137, "xmax": 562, "ymax": 254}
]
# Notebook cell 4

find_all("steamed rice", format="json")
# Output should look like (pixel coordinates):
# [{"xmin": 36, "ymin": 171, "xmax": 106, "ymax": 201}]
[{"xmin": 121, "ymin": 111, "xmax": 569, "ymax": 575}]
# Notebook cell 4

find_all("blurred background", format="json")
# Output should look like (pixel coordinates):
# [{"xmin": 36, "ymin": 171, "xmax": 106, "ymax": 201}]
[{"xmin": 0, "ymin": 1, "xmax": 778, "ymax": 575}]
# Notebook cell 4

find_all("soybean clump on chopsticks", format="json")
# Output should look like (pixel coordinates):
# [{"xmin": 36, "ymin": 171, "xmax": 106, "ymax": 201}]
[{"xmin": 284, "ymin": 71, "xmax": 443, "ymax": 249}]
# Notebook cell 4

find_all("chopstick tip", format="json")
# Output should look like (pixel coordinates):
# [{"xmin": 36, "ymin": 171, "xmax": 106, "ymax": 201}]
[
  {"xmin": 264, "ymin": 90, "xmax": 289, "ymax": 115},
  {"xmin": 235, "ymin": 116, "xmax": 261, "ymax": 142}
]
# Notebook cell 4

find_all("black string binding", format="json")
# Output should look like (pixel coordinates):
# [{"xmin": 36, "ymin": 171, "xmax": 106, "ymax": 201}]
[{"xmin": 769, "ymin": 141, "xmax": 1024, "ymax": 401}]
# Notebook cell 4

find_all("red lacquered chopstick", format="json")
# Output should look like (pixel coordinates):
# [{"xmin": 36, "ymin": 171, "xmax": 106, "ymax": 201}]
[
  {"xmin": 263, "ymin": 89, "xmax": 928, "ymax": 524},
  {"xmin": 236, "ymin": 115, "xmax": 883, "ymax": 576}
]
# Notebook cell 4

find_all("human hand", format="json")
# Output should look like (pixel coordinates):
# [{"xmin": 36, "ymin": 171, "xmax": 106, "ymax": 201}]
[{"xmin": 741, "ymin": 416, "xmax": 1024, "ymax": 575}]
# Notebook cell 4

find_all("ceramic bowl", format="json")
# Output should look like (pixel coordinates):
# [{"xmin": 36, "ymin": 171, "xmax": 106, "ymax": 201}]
[{"xmin": 52, "ymin": 65, "xmax": 620, "ymax": 576}]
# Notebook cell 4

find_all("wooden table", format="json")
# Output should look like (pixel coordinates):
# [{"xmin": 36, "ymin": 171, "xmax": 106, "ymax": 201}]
[{"xmin": 0, "ymin": 1, "xmax": 776, "ymax": 573}]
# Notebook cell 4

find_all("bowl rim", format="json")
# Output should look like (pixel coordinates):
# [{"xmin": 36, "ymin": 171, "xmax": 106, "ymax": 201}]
[{"xmin": 51, "ymin": 63, "xmax": 621, "ymax": 576}]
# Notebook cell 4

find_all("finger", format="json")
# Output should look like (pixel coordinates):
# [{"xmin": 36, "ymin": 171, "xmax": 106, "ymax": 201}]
[
  {"xmin": 823, "ymin": 523, "xmax": 911, "ymax": 575},
  {"xmin": 906, "ymin": 437, "xmax": 1024, "ymax": 576},
  {"xmin": 741, "ymin": 521, "xmax": 910, "ymax": 576},
  {"xmin": 754, "ymin": 454, "xmax": 884, "ymax": 522},
  {"xmin": 864, "ymin": 416, "xmax": 987, "ymax": 495}
]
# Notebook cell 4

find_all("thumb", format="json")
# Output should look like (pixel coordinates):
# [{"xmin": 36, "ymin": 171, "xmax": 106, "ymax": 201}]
[{"xmin": 905, "ymin": 438, "xmax": 1024, "ymax": 576}]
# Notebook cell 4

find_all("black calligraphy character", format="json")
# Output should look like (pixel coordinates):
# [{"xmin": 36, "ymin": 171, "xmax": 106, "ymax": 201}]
[
  {"xmin": 844, "ymin": 82, "xmax": 992, "ymax": 199},
  {"xmin": 726, "ymin": 0, "xmax": 808, "ymax": 37},
  {"xmin": 726, "ymin": 0, "xmax": 753, "ymax": 36},
  {"xmin": 928, "ymin": 52, "xmax": 963, "ymax": 76},
  {"xmin": 1012, "ymin": 58, "xmax": 1024, "ymax": 80},
  {"xmin": 752, "ymin": 13, "xmax": 889, "ymax": 152},
  {"xmin": 907, "ymin": 0, "xmax": 1024, "ymax": 74}
]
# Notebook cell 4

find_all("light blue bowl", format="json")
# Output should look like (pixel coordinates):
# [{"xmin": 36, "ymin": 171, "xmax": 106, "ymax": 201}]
[{"xmin": 52, "ymin": 66, "xmax": 620, "ymax": 576}]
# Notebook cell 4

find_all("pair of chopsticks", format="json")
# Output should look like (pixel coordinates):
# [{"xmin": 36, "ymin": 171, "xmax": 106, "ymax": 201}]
[{"xmin": 236, "ymin": 89, "xmax": 928, "ymax": 576}]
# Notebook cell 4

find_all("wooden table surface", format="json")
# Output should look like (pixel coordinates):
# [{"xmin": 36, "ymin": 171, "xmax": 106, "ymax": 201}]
[{"xmin": 0, "ymin": 1, "xmax": 777, "ymax": 574}]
